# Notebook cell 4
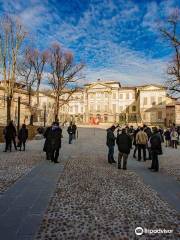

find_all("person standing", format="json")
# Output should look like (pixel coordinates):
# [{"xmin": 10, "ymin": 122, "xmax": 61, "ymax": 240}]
[
  {"xmin": 164, "ymin": 129, "xmax": 171, "ymax": 147},
  {"xmin": 72, "ymin": 123, "xmax": 77, "ymax": 140},
  {"xmin": 43, "ymin": 125, "xmax": 52, "ymax": 160},
  {"xmin": 136, "ymin": 127, "xmax": 148, "ymax": 161},
  {"xmin": 67, "ymin": 122, "xmax": 74, "ymax": 144},
  {"xmin": 116, "ymin": 128, "xmax": 132, "ymax": 170},
  {"xmin": 3, "ymin": 121, "xmax": 17, "ymax": 152},
  {"xmin": 144, "ymin": 125, "xmax": 152, "ymax": 160},
  {"xmin": 49, "ymin": 122, "xmax": 62, "ymax": 163},
  {"xmin": 171, "ymin": 129, "xmax": 178, "ymax": 149},
  {"xmin": 133, "ymin": 127, "xmax": 140, "ymax": 158},
  {"xmin": 106, "ymin": 125, "xmax": 116, "ymax": 164},
  {"xmin": 149, "ymin": 127, "xmax": 162, "ymax": 172},
  {"xmin": 18, "ymin": 124, "xmax": 28, "ymax": 151}
]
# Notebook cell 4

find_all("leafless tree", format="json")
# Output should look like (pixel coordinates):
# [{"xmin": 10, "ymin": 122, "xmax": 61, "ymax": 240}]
[
  {"xmin": 17, "ymin": 47, "xmax": 37, "ymax": 125},
  {"xmin": 48, "ymin": 43, "xmax": 84, "ymax": 121},
  {"xmin": 160, "ymin": 12, "xmax": 180, "ymax": 96},
  {"xmin": 27, "ymin": 48, "xmax": 49, "ymax": 105},
  {"xmin": 0, "ymin": 15, "xmax": 27, "ymax": 123}
]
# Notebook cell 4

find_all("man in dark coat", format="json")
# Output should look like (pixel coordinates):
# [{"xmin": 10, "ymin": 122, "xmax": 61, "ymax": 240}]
[
  {"xmin": 72, "ymin": 123, "xmax": 77, "ymax": 140},
  {"xmin": 18, "ymin": 124, "xmax": 28, "ymax": 151},
  {"xmin": 3, "ymin": 121, "xmax": 17, "ymax": 152},
  {"xmin": 116, "ymin": 128, "xmax": 132, "ymax": 170},
  {"xmin": 106, "ymin": 125, "xmax": 116, "ymax": 164},
  {"xmin": 47, "ymin": 122, "xmax": 62, "ymax": 163},
  {"xmin": 67, "ymin": 122, "xmax": 74, "ymax": 144},
  {"xmin": 149, "ymin": 127, "xmax": 162, "ymax": 172},
  {"xmin": 43, "ymin": 126, "xmax": 52, "ymax": 160}
]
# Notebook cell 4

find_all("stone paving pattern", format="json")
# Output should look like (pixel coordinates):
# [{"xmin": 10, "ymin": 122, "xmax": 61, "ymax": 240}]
[
  {"xmin": 35, "ymin": 128, "xmax": 180, "ymax": 240},
  {"xmin": 0, "ymin": 140, "xmax": 44, "ymax": 192}
]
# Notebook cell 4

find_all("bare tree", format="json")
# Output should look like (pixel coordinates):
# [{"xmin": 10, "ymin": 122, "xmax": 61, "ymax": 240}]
[
  {"xmin": 17, "ymin": 48, "xmax": 36, "ymax": 125},
  {"xmin": 48, "ymin": 43, "xmax": 84, "ymax": 121},
  {"xmin": 0, "ymin": 15, "xmax": 27, "ymax": 123},
  {"xmin": 160, "ymin": 12, "xmax": 180, "ymax": 95},
  {"xmin": 27, "ymin": 48, "xmax": 48, "ymax": 105}
]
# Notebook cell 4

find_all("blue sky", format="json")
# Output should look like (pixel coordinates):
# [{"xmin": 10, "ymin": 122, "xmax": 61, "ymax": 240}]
[{"xmin": 0, "ymin": 0, "xmax": 179, "ymax": 86}]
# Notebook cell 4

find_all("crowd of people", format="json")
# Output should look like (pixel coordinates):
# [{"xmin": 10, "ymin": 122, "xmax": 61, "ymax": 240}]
[
  {"xmin": 1, "ymin": 120, "xmax": 179, "ymax": 171},
  {"xmin": 106, "ymin": 124, "xmax": 180, "ymax": 172}
]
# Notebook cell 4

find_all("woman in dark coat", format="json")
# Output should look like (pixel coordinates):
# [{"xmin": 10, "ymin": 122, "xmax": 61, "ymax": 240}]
[
  {"xmin": 18, "ymin": 124, "xmax": 28, "ymax": 151},
  {"xmin": 43, "ymin": 126, "xmax": 52, "ymax": 160}
]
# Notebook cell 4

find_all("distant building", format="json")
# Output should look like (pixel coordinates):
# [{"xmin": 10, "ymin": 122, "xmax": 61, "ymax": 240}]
[{"xmin": 0, "ymin": 79, "xmax": 179, "ymax": 127}]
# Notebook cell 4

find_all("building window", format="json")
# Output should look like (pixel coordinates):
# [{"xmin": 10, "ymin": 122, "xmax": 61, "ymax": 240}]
[
  {"xmin": 75, "ymin": 105, "xmax": 78, "ymax": 113},
  {"xmin": 113, "ymin": 92, "xmax": 116, "ymax": 99},
  {"xmin": 105, "ymin": 92, "xmax": 108, "ymax": 98},
  {"xmin": 132, "ymin": 106, "xmax": 136, "ymax": 112},
  {"xmin": 104, "ymin": 105, "xmax": 108, "ymax": 112},
  {"xmin": 119, "ymin": 93, "xmax": 123, "ymax": 99},
  {"xmin": 151, "ymin": 96, "xmax": 156, "ymax": 105},
  {"xmin": 90, "ymin": 104, "xmax": 94, "ymax": 112},
  {"xmin": 113, "ymin": 104, "xmax": 116, "ymax": 113},
  {"xmin": 143, "ymin": 97, "xmax": 147, "ymax": 105},
  {"xmin": 158, "ymin": 97, "xmax": 163, "ymax": 105},
  {"xmin": 119, "ymin": 106, "xmax": 123, "ymax": 112},
  {"xmin": 126, "ymin": 93, "xmax": 129, "ymax": 99},
  {"xmin": 158, "ymin": 111, "xmax": 162, "ymax": 120},
  {"xmin": 97, "ymin": 104, "xmax": 101, "ymax": 112}
]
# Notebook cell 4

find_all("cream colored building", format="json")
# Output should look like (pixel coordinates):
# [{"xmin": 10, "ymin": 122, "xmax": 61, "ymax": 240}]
[{"xmin": 0, "ymin": 80, "xmax": 179, "ymax": 127}]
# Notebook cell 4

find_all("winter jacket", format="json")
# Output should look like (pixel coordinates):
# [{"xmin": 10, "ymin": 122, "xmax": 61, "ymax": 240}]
[
  {"xmin": 67, "ymin": 126, "xmax": 73, "ymax": 135},
  {"xmin": 116, "ymin": 133, "xmax": 132, "ymax": 154},
  {"xmin": 150, "ymin": 133, "xmax": 162, "ymax": 154},
  {"xmin": 18, "ymin": 128, "xmax": 28, "ymax": 142},
  {"xmin": 106, "ymin": 128, "xmax": 116, "ymax": 147},
  {"xmin": 136, "ymin": 130, "xmax": 148, "ymax": 145}
]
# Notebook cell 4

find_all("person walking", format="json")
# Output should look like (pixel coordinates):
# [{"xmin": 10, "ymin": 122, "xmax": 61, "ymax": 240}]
[
  {"xmin": 136, "ymin": 127, "xmax": 148, "ymax": 161},
  {"xmin": 171, "ymin": 129, "xmax": 178, "ymax": 149},
  {"xmin": 149, "ymin": 127, "xmax": 162, "ymax": 172},
  {"xmin": 106, "ymin": 125, "xmax": 116, "ymax": 164},
  {"xmin": 164, "ymin": 129, "xmax": 171, "ymax": 147},
  {"xmin": 49, "ymin": 122, "xmax": 62, "ymax": 163},
  {"xmin": 116, "ymin": 128, "xmax": 132, "ymax": 170},
  {"xmin": 18, "ymin": 124, "xmax": 28, "ymax": 151},
  {"xmin": 3, "ymin": 121, "xmax": 17, "ymax": 152},
  {"xmin": 67, "ymin": 122, "xmax": 74, "ymax": 144}
]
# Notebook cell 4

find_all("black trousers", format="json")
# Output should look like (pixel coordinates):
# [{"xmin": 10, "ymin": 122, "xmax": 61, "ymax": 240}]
[
  {"xmin": 50, "ymin": 148, "xmax": 60, "ymax": 162},
  {"xmin": 151, "ymin": 151, "xmax": 159, "ymax": 171},
  {"xmin": 5, "ymin": 139, "xmax": 12, "ymax": 151},
  {"xmin": 19, "ymin": 141, "xmax": 26, "ymax": 151},
  {"xmin": 137, "ymin": 144, "xmax": 146, "ymax": 161}
]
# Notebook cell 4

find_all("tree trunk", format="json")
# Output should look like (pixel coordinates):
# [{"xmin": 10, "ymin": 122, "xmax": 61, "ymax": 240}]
[
  {"xmin": 30, "ymin": 114, "xmax": 34, "ymax": 125},
  {"xmin": 7, "ymin": 96, "xmax": 12, "ymax": 124},
  {"xmin": 28, "ymin": 86, "xmax": 31, "ymax": 106}
]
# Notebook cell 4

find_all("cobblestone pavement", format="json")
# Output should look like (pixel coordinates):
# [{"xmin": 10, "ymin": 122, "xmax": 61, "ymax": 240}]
[
  {"xmin": 35, "ymin": 128, "xmax": 179, "ymax": 240},
  {"xmin": 156, "ymin": 147, "xmax": 180, "ymax": 181},
  {"xmin": 0, "ymin": 140, "xmax": 44, "ymax": 192}
]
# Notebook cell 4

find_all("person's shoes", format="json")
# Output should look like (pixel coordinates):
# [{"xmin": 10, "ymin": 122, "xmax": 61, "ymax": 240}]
[
  {"xmin": 3, "ymin": 150, "xmax": 7, "ymax": 152},
  {"xmin": 152, "ymin": 169, "xmax": 158, "ymax": 172},
  {"xmin": 123, "ymin": 167, "xmax": 127, "ymax": 170},
  {"xmin": 54, "ymin": 161, "xmax": 59, "ymax": 163},
  {"xmin": 148, "ymin": 167, "xmax": 153, "ymax": 170},
  {"xmin": 118, "ymin": 166, "xmax": 121, "ymax": 169},
  {"xmin": 108, "ymin": 162, "xmax": 112, "ymax": 164},
  {"xmin": 112, "ymin": 160, "xmax": 116, "ymax": 163},
  {"xmin": 138, "ymin": 159, "xmax": 141, "ymax": 161},
  {"xmin": 133, "ymin": 155, "xmax": 136, "ymax": 158}
]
